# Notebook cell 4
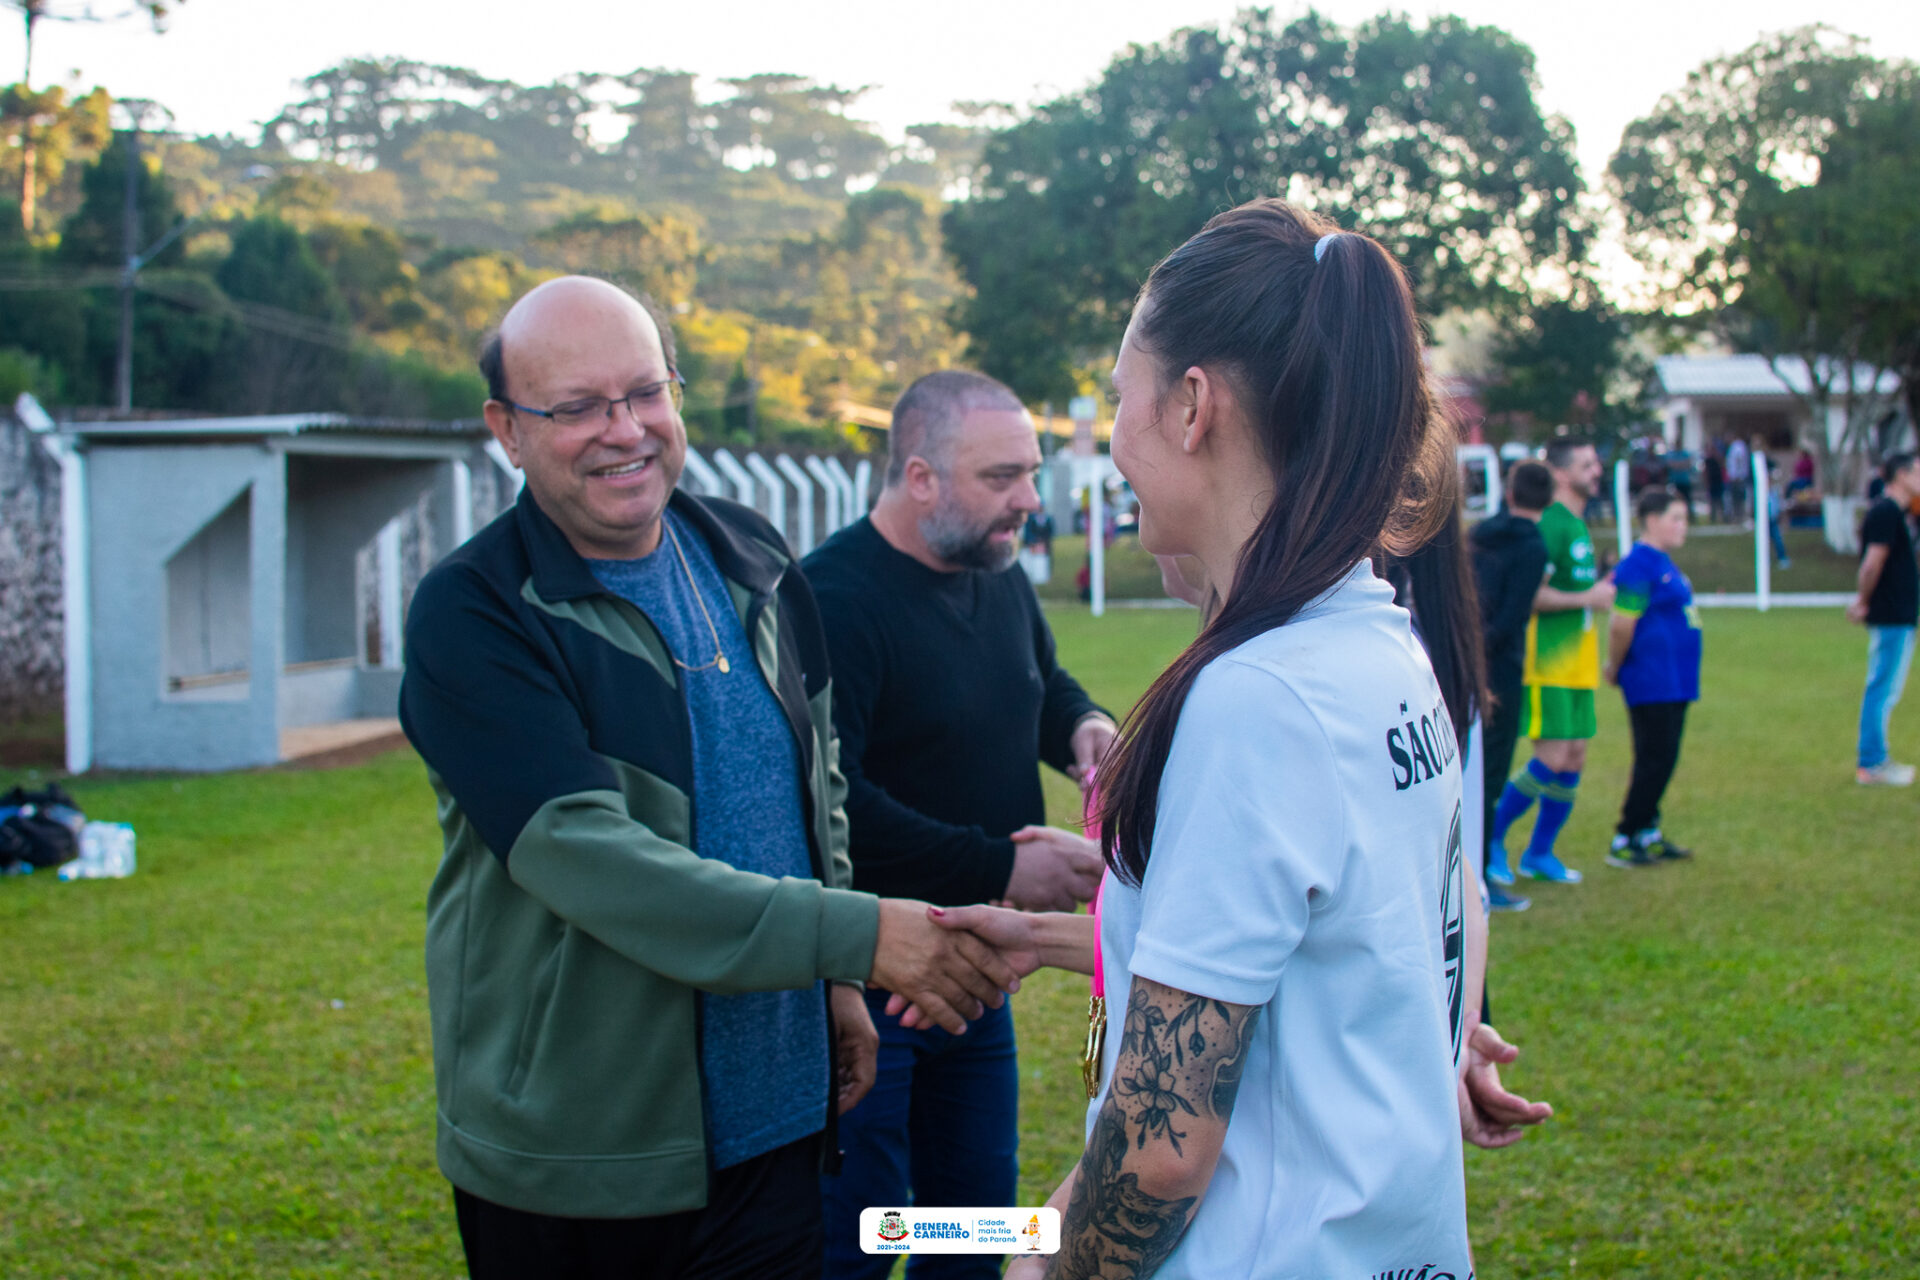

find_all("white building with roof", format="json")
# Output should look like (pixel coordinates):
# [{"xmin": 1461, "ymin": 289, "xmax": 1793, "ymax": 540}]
[
  {"xmin": 1653, "ymin": 354, "xmax": 1910, "ymax": 552},
  {"xmin": 1653, "ymin": 353, "xmax": 1908, "ymax": 459}
]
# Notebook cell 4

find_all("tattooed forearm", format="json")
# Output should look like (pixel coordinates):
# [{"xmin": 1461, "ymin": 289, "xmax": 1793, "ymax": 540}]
[
  {"xmin": 1046, "ymin": 976, "xmax": 1261, "ymax": 1279},
  {"xmin": 1114, "ymin": 979, "xmax": 1262, "ymax": 1148},
  {"xmin": 1049, "ymin": 1101, "xmax": 1195, "ymax": 1278}
]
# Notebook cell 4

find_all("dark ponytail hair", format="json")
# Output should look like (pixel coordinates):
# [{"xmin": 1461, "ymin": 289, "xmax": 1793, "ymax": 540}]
[
  {"xmin": 1095, "ymin": 199, "xmax": 1451, "ymax": 887},
  {"xmin": 1388, "ymin": 505, "xmax": 1487, "ymax": 748}
]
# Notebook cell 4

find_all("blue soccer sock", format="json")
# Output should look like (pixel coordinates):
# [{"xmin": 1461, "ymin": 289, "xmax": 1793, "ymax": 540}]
[
  {"xmin": 1492, "ymin": 758, "xmax": 1555, "ymax": 843},
  {"xmin": 1525, "ymin": 769, "xmax": 1581, "ymax": 858}
]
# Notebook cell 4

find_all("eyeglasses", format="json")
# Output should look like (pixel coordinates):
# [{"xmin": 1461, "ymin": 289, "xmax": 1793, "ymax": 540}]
[{"xmin": 503, "ymin": 372, "xmax": 685, "ymax": 427}]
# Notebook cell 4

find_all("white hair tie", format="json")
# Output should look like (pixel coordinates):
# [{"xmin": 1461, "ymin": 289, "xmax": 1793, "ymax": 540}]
[{"xmin": 1313, "ymin": 233, "xmax": 1342, "ymax": 263}]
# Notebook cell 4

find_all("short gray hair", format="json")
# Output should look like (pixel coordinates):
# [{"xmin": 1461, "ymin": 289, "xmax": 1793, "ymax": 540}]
[{"xmin": 886, "ymin": 370, "xmax": 1026, "ymax": 485}]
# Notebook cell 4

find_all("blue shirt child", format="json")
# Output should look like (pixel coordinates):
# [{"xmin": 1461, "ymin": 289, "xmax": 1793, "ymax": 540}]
[{"xmin": 1612, "ymin": 542, "xmax": 1703, "ymax": 706}]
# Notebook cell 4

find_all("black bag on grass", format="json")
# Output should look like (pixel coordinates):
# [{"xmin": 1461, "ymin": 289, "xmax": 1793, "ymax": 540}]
[{"xmin": 0, "ymin": 784, "xmax": 84, "ymax": 871}]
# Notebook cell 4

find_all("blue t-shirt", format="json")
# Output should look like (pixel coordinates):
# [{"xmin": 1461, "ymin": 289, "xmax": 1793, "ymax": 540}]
[
  {"xmin": 588, "ymin": 511, "xmax": 828, "ymax": 1170},
  {"xmin": 1612, "ymin": 543, "xmax": 1702, "ymax": 706}
]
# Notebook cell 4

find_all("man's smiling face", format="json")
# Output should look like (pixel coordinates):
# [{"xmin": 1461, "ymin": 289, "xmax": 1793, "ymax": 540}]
[{"xmin": 484, "ymin": 277, "xmax": 687, "ymax": 560}]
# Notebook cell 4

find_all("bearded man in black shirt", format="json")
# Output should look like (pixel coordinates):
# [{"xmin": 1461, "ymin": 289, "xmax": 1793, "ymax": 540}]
[{"xmin": 805, "ymin": 369, "xmax": 1115, "ymax": 1279}]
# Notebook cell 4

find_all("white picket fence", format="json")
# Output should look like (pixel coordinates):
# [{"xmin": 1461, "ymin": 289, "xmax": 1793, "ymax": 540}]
[{"xmin": 472, "ymin": 441, "xmax": 1843, "ymax": 615}]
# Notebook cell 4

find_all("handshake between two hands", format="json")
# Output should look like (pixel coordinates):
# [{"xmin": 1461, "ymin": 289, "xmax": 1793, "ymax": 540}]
[
  {"xmin": 868, "ymin": 822, "xmax": 1103, "ymax": 1035},
  {"xmin": 867, "ymin": 720, "xmax": 1113, "ymax": 1038},
  {"xmin": 830, "ymin": 820, "xmax": 1099, "ymax": 1116},
  {"xmin": 869, "ymin": 898, "xmax": 1047, "ymax": 1032},
  {"xmin": 832, "ymin": 893, "xmax": 1068, "ymax": 1116},
  {"xmin": 847, "ymin": 726, "xmax": 1115, "ymax": 1108}
]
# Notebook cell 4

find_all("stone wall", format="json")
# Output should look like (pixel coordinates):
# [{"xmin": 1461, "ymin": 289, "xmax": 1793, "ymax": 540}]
[{"xmin": 0, "ymin": 414, "xmax": 64, "ymax": 723}]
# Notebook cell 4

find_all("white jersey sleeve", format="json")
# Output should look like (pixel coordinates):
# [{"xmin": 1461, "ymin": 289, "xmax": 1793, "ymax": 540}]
[{"xmin": 1128, "ymin": 655, "xmax": 1346, "ymax": 1006}]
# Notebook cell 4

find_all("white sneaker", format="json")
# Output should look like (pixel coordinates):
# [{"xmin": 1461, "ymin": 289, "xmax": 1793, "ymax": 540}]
[{"xmin": 1857, "ymin": 761, "xmax": 1917, "ymax": 786}]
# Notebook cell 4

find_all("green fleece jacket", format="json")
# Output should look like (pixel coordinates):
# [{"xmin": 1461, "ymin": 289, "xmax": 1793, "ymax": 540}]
[{"xmin": 400, "ymin": 486, "xmax": 880, "ymax": 1218}]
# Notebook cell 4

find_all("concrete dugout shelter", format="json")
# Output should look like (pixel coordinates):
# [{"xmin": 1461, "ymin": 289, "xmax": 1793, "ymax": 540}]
[{"xmin": 48, "ymin": 414, "xmax": 494, "ymax": 773}]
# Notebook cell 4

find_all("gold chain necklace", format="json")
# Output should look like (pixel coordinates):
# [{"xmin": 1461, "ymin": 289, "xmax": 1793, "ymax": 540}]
[{"xmin": 662, "ymin": 517, "xmax": 730, "ymax": 675}]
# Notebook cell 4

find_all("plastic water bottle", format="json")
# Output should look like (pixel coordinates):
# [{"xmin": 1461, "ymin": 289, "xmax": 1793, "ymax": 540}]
[
  {"xmin": 101, "ymin": 823, "xmax": 136, "ymax": 877},
  {"xmin": 58, "ymin": 822, "xmax": 136, "ymax": 880}
]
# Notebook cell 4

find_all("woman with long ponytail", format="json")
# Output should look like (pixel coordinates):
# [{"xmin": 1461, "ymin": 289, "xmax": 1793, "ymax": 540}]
[{"xmin": 997, "ymin": 199, "xmax": 1481, "ymax": 1278}]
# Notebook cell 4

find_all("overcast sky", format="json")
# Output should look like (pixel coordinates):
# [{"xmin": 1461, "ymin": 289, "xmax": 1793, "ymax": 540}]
[{"xmin": 8, "ymin": 0, "xmax": 1917, "ymax": 188}]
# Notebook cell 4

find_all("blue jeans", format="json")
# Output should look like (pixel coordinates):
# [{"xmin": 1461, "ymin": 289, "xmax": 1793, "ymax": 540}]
[
  {"xmin": 1859, "ymin": 625, "xmax": 1916, "ymax": 768},
  {"xmin": 821, "ymin": 989, "xmax": 1018, "ymax": 1279}
]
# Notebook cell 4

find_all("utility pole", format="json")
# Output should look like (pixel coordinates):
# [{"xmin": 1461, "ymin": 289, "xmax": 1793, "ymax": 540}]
[
  {"xmin": 114, "ymin": 98, "xmax": 160, "ymax": 412},
  {"xmin": 18, "ymin": 3, "xmax": 40, "ymax": 232},
  {"xmin": 745, "ymin": 322, "xmax": 760, "ymax": 441}
]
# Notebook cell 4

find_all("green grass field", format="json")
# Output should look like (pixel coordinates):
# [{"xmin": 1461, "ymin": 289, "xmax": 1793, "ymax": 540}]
[{"xmin": 3, "ymin": 606, "xmax": 1915, "ymax": 1277}]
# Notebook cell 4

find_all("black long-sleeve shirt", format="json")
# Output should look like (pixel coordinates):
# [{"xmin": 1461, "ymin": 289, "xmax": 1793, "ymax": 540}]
[
  {"xmin": 1470, "ymin": 510, "xmax": 1550, "ymax": 691},
  {"xmin": 801, "ymin": 517, "xmax": 1106, "ymax": 905}
]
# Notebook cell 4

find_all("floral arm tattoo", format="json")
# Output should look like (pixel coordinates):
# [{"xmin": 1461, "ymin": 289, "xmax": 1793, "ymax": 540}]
[{"xmin": 1046, "ymin": 975, "xmax": 1261, "ymax": 1279}]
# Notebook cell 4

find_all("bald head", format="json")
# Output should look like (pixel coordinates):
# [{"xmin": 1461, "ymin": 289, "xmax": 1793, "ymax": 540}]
[
  {"xmin": 478, "ymin": 275, "xmax": 688, "ymax": 560},
  {"xmin": 480, "ymin": 276, "xmax": 678, "ymax": 404}
]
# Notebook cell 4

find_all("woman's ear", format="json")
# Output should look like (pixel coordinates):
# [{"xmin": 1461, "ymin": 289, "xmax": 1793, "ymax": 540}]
[{"xmin": 1181, "ymin": 365, "xmax": 1223, "ymax": 454}]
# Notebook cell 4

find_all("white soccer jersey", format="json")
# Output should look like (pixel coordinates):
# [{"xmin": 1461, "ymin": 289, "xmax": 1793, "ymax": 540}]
[{"xmin": 1089, "ymin": 561, "xmax": 1472, "ymax": 1280}]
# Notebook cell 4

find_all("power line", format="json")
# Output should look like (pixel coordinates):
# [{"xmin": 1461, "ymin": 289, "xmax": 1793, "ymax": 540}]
[
  {"xmin": 135, "ymin": 274, "xmax": 357, "ymax": 350},
  {"xmin": 0, "ymin": 269, "xmax": 124, "ymax": 290},
  {"xmin": 0, "ymin": 266, "xmax": 359, "ymax": 351}
]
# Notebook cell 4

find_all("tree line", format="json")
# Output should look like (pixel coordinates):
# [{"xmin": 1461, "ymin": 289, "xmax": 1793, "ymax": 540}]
[
  {"xmin": 0, "ymin": 59, "xmax": 986, "ymax": 441},
  {"xmin": 0, "ymin": 11, "xmax": 1915, "ymax": 474},
  {"xmin": 945, "ymin": 12, "xmax": 1917, "ymax": 485}
]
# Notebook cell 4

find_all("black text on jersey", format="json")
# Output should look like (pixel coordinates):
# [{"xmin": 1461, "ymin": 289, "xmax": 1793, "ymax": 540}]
[{"xmin": 1386, "ymin": 696, "xmax": 1458, "ymax": 792}]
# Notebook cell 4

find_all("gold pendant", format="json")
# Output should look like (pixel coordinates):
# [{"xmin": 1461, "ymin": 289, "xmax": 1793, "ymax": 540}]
[
  {"xmin": 717, "ymin": 655, "xmax": 730, "ymax": 674},
  {"xmin": 1081, "ymin": 994, "xmax": 1107, "ymax": 1099}
]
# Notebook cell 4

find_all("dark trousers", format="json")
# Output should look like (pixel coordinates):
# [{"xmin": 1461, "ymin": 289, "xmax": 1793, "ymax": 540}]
[
  {"xmin": 822, "ymin": 989, "xmax": 1018, "ymax": 1280},
  {"xmin": 1482, "ymin": 677, "xmax": 1526, "ymax": 872},
  {"xmin": 453, "ymin": 1134, "xmax": 824, "ymax": 1280},
  {"xmin": 1478, "ymin": 677, "xmax": 1525, "ymax": 1024},
  {"xmin": 1619, "ymin": 701, "xmax": 1690, "ymax": 836}
]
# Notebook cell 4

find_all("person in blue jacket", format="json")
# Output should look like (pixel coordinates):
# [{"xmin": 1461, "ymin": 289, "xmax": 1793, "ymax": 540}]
[{"xmin": 1603, "ymin": 486, "xmax": 1704, "ymax": 867}]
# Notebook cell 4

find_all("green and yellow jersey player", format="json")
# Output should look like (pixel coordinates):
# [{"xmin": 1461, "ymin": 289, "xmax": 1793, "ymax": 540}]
[{"xmin": 1487, "ymin": 440, "xmax": 1616, "ymax": 886}]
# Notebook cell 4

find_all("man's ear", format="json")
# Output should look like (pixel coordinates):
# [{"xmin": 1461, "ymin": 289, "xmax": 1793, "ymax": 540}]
[
  {"xmin": 484, "ymin": 401, "xmax": 523, "ymax": 469},
  {"xmin": 903, "ymin": 455, "xmax": 941, "ymax": 504}
]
